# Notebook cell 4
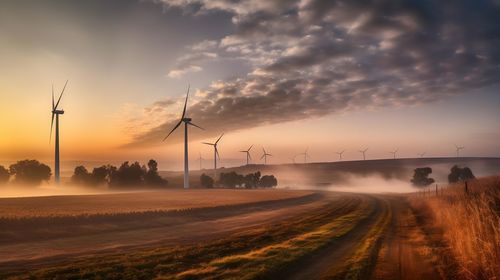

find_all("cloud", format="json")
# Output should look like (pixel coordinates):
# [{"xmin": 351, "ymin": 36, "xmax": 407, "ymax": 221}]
[{"xmin": 130, "ymin": 0, "xmax": 500, "ymax": 147}]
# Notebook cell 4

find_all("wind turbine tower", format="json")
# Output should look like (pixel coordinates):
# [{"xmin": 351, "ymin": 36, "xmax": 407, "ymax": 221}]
[
  {"xmin": 163, "ymin": 85, "xmax": 204, "ymax": 189},
  {"xmin": 203, "ymin": 133, "xmax": 224, "ymax": 176},
  {"xmin": 261, "ymin": 148, "xmax": 272, "ymax": 165},
  {"xmin": 239, "ymin": 145, "xmax": 253, "ymax": 165},
  {"xmin": 455, "ymin": 144, "xmax": 465, "ymax": 157},
  {"xmin": 300, "ymin": 148, "xmax": 309, "ymax": 163},
  {"xmin": 336, "ymin": 150, "xmax": 345, "ymax": 161},
  {"xmin": 358, "ymin": 148, "xmax": 368, "ymax": 161},
  {"xmin": 198, "ymin": 152, "xmax": 203, "ymax": 170},
  {"xmin": 389, "ymin": 148, "xmax": 399, "ymax": 159},
  {"xmin": 50, "ymin": 80, "xmax": 68, "ymax": 185}
]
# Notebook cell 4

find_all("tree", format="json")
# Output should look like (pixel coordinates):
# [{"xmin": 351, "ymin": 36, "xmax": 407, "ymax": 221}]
[
  {"xmin": 9, "ymin": 160, "xmax": 51, "ymax": 186},
  {"xmin": 71, "ymin": 166, "xmax": 91, "ymax": 185},
  {"xmin": 144, "ymin": 159, "xmax": 168, "ymax": 187},
  {"xmin": 243, "ymin": 171, "xmax": 261, "ymax": 188},
  {"xmin": 109, "ymin": 161, "xmax": 145, "ymax": 187},
  {"xmin": 219, "ymin": 172, "xmax": 244, "ymax": 188},
  {"xmin": 90, "ymin": 166, "xmax": 110, "ymax": 186},
  {"xmin": 411, "ymin": 167, "xmax": 435, "ymax": 187},
  {"xmin": 259, "ymin": 175, "xmax": 278, "ymax": 188},
  {"xmin": 448, "ymin": 165, "xmax": 475, "ymax": 183},
  {"xmin": 200, "ymin": 173, "xmax": 214, "ymax": 188},
  {"xmin": 0, "ymin": 165, "xmax": 10, "ymax": 184}
]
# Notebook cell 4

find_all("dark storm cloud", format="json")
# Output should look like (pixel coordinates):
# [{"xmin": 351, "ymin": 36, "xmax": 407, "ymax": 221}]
[{"xmin": 126, "ymin": 0, "xmax": 500, "ymax": 147}]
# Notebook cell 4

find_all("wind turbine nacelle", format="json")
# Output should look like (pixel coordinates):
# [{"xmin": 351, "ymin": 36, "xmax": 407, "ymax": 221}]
[
  {"xmin": 182, "ymin": 117, "xmax": 192, "ymax": 122},
  {"xmin": 53, "ymin": 109, "xmax": 65, "ymax": 114}
]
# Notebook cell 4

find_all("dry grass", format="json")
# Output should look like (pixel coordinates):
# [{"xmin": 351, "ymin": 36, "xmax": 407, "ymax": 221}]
[{"xmin": 410, "ymin": 176, "xmax": 500, "ymax": 279}]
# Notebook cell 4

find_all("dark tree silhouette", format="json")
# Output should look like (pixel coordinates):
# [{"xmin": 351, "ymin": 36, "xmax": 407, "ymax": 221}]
[
  {"xmin": 200, "ymin": 173, "xmax": 214, "ymax": 188},
  {"xmin": 9, "ymin": 160, "xmax": 51, "ymax": 186},
  {"xmin": 219, "ymin": 172, "xmax": 245, "ymax": 188},
  {"xmin": 144, "ymin": 159, "xmax": 168, "ymax": 187},
  {"xmin": 109, "ymin": 161, "xmax": 145, "ymax": 187},
  {"xmin": 244, "ymin": 172, "xmax": 261, "ymax": 188},
  {"xmin": 448, "ymin": 165, "xmax": 476, "ymax": 183},
  {"xmin": 0, "ymin": 165, "xmax": 10, "ymax": 184},
  {"xmin": 72, "ymin": 166, "xmax": 90, "ymax": 185},
  {"xmin": 259, "ymin": 175, "xmax": 278, "ymax": 188},
  {"xmin": 411, "ymin": 167, "xmax": 435, "ymax": 187},
  {"xmin": 91, "ymin": 166, "xmax": 109, "ymax": 186}
]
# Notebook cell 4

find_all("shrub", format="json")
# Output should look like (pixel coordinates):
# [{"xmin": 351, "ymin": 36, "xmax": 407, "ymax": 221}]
[
  {"xmin": 259, "ymin": 175, "xmax": 278, "ymax": 188},
  {"xmin": 448, "ymin": 165, "xmax": 475, "ymax": 183}
]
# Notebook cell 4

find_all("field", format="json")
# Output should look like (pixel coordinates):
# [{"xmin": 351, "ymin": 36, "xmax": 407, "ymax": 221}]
[{"xmin": 0, "ymin": 176, "xmax": 498, "ymax": 279}]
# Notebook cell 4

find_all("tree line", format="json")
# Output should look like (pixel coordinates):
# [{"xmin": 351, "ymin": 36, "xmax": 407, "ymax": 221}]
[
  {"xmin": 200, "ymin": 171, "xmax": 278, "ymax": 189},
  {"xmin": 0, "ymin": 159, "xmax": 168, "ymax": 188}
]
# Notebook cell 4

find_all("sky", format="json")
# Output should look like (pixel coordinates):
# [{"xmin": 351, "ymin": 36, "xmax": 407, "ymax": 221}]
[{"xmin": 0, "ymin": 0, "xmax": 499, "ymax": 171}]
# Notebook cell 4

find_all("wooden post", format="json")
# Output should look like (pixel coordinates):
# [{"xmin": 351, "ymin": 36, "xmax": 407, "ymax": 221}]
[{"xmin": 465, "ymin": 180, "xmax": 468, "ymax": 194}]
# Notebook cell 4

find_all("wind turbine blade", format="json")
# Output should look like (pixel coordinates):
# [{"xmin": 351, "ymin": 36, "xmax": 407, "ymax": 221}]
[
  {"xmin": 268, "ymin": 154, "xmax": 273, "ymax": 157},
  {"xmin": 248, "ymin": 153, "xmax": 252, "ymax": 160},
  {"xmin": 260, "ymin": 154, "xmax": 265, "ymax": 160},
  {"xmin": 54, "ymin": 80, "xmax": 68, "ymax": 109},
  {"xmin": 239, "ymin": 150, "xmax": 247, "ymax": 153},
  {"xmin": 202, "ymin": 142, "xmax": 214, "ymax": 146},
  {"xmin": 188, "ymin": 122, "xmax": 204, "ymax": 130},
  {"xmin": 50, "ymin": 113, "xmax": 55, "ymax": 143},
  {"xmin": 181, "ymin": 85, "xmax": 189, "ymax": 119},
  {"xmin": 162, "ymin": 120, "xmax": 182, "ymax": 141},
  {"xmin": 215, "ymin": 147, "xmax": 220, "ymax": 159},
  {"xmin": 248, "ymin": 145, "xmax": 253, "ymax": 152},
  {"xmin": 215, "ymin": 133, "xmax": 224, "ymax": 144},
  {"xmin": 52, "ymin": 84, "xmax": 55, "ymax": 110}
]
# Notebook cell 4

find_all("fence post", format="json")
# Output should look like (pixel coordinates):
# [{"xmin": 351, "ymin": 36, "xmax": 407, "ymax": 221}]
[{"xmin": 465, "ymin": 180, "xmax": 468, "ymax": 194}]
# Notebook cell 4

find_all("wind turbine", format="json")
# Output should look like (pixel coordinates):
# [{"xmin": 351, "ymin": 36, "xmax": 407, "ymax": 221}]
[
  {"xmin": 261, "ymin": 148, "xmax": 272, "ymax": 165},
  {"xmin": 239, "ymin": 145, "xmax": 253, "ymax": 165},
  {"xmin": 389, "ymin": 148, "xmax": 399, "ymax": 159},
  {"xmin": 300, "ymin": 148, "xmax": 309, "ymax": 163},
  {"xmin": 336, "ymin": 150, "xmax": 345, "ymax": 161},
  {"xmin": 198, "ymin": 152, "xmax": 204, "ymax": 170},
  {"xmin": 50, "ymin": 80, "xmax": 68, "ymax": 185},
  {"xmin": 203, "ymin": 133, "xmax": 224, "ymax": 174},
  {"xmin": 455, "ymin": 144, "xmax": 464, "ymax": 157},
  {"xmin": 163, "ymin": 85, "xmax": 204, "ymax": 189},
  {"xmin": 418, "ymin": 152, "xmax": 426, "ymax": 158},
  {"xmin": 290, "ymin": 156, "xmax": 297, "ymax": 164},
  {"xmin": 358, "ymin": 148, "xmax": 368, "ymax": 160}
]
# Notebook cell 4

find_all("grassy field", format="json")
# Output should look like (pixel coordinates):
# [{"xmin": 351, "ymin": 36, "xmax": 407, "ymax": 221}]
[
  {"xmin": 410, "ymin": 176, "xmax": 500, "ymax": 279},
  {"xmin": 1, "ymin": 194, "xmax": 390, "ymax": 280},
  {"xmin": 0, "ymin": 189, "xmax": 312, "ymax": 218}
]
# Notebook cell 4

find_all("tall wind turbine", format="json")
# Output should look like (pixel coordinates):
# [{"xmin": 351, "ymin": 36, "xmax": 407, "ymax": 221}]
[
  {"xmin": 389, "ymin": 148, "xmax": 399, "ymax": 159},
  {"xmin": 358, "ymin": 148, "xmax": 368, "ymax": 160},
  {"xmin": 203, "ymin": 133, "xmax": 224, "ymax": 174},
  {"xmin": 455, "ymin": 144, "xmax": 464, "ymax": 157},
  {"xmin": 300, "ymin": 148, "xmax": 309, "ymax": 163},
  {"xmin": 239, "ymin": 145, "xmax": 253, "ymax": 165},
  {"xmin": 163, "ymin": 85, "xmax": 204, "ymax": 189},
  {"xmin": 336, "ymin": 150, "xmax": 345, "ymax": 161},
  {"xmin": 418, "ymin": 152, "xmax": 426, "ymax": 158},
  {"xmin": 261, "ymin": 148, "xmax": 272, "ymax": 165},
  {"xmin": 50, "ymin": 80, "xmax": 68, "ymax": 185}
]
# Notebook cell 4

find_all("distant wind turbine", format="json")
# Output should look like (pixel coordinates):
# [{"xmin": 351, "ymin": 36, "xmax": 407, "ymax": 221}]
[
  {"xmin": 358, "ymin": 148, "xmax": 368, "ymax": 160},
  {"xmin": 336, "ymin": 150, "xmax": 345, "ymax": 161},
  {"xmin": 418, "ymin": 152, "xmax": 426, "ymax": 158},
  {"xmin": 239, "ymin": 145, "xmax": 253, "ymax": 165},
  {"xmin": 389, "ymin": 148, "xmax": 399, "ymax": 159},
  {"xmin": 261, "ymin": 148, "xmax": 272, "ymax": 165},
  {"xmin": 162, "ymin": 85, "xmax": 204, "ymax": 189},
  {"xmin": 300, "ymin": 148, "xmax": 310, "ymax": 163},
  {"xmin": 203, "ymin": 133, "xmax": 224, "ymax": 174},
  {"xmin": 50, "ymin": 80, "xmax": 68, "ymax": 185},
  {"xmin": 198, "ymin": 152, "xmax": 203, "ymax": 170},
  {"xmin": 290, "ymin": 155, "xmax": 297, "ymax": 164},
  {"xmin": 455, "ymin": 144, "xmax": 464, "ymax": 157}
]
